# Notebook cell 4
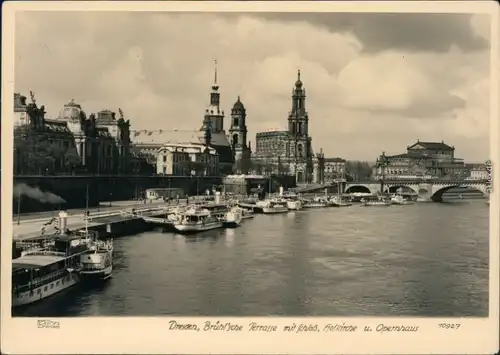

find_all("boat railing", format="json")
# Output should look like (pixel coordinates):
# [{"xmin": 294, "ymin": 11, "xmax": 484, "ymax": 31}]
[
  {"xmin": 13, "ymin": 268, "xmax": 68, "ymax": 294},
  {"xmin": 22, "ymin": 250, "xmax": 67, "ymax": 257}
]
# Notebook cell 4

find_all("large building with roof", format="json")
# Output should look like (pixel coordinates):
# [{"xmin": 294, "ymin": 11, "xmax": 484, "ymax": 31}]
[
  {"xmin": 252, "ymin": 70, "xmax": 319, "ymax": 183},
  {"xmin": 372, "ymin": 139, "xmax": 468, "ymax": 179},
  {"xmin": 156, "ymin": 142, "xmax": 219, "ymax": 176},
  {"xmin": 13, "ymin": 92, "xmax": 133, "ymax": 175},
  {"xmin": 131, "ymin": 63, "xmax": 251, "ymax": 176}
]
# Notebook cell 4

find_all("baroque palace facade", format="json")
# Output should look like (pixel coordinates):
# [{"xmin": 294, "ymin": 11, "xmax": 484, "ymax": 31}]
[
  {"xmin": 253, "ymin": 71, "xmax": 322, "ymax": 184},
  {"xmin": 13, "ymin": 92, "xmax": 137, "ymax": 176},
  {"xmin": 372, "ymin": 140, "xmax": 469, "ymax": 179}
]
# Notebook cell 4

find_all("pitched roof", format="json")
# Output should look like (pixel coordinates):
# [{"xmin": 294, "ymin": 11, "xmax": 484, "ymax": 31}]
[
  {"xmin": 131, "ymin": 129, "xmax": 203, "ymax": 146},
  {"xmin": 386, "ymin": 153, "xmax": 433, "ymax": 159},
  {"xmin": 131, "ymin": 129, "xmax": 232, "ymax": 147},
  {"xmin": 44, "ymin": 119, "xmax": 72, "ymax": 134},
  {"xmin": 408, "ymin": 141, "xmax": 454, "ymax": 151},
  {"xmin": 324, "ymin": 157, "xmax": 346, "ymax": 163}
]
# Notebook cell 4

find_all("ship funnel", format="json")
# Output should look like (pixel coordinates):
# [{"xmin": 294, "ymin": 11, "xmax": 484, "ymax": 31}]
[
  {"xmin": 58, "ymin": 211, "xmax": 68, "ymax": 234},
  {"xmin": 215, "ymin": 191, "xmax": 221, "ymax": 204},
  {"xmin": 279, "ymin": 186, "xmax": 284, "ymax": 196}
]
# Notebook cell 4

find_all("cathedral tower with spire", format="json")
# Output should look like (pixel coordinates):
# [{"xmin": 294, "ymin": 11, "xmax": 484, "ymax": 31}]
[
  {"xmin": 201, "ymin": 60, "xmax": 225, "ymax": 134},
  {"xmin": 229, "ymin": 96, "xmax": 252, "ymax": 173},
  {"xmin": 286, "ymin": 70, "xmax": 314, "ymax": 183},
  {"xmin": 199, "ymin": 60, "xmax": 234, "ymax": 174}
]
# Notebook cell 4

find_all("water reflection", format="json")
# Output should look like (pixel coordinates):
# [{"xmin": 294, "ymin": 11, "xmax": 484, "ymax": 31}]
[{"xmin": 225, "ymin": 229, "xmax": 235, "ymax": 247}]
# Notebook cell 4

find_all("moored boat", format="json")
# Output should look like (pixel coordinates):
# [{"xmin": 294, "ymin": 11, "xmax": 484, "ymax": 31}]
[
  {"xmin": 223, "ymin": 207, "xmax": 243, "ymax": 228},
  {"xmin": 390, "ymin": 194, "xmax": 414, "ymax": 205},
  {"xmin": 361, "ymin": 198, "xmax": 391, "ymax": 207},
  {"xmin": 302, "ymin": 196, "xmax": 329, "ymax": 208},
  {"xmin": 286, "ymin": 199, "xmax": 302, "ymax": 211},
  {"xmin": 261, "ymin": 199, "xmax": 289, "ymax": 214},
  {"xmin": 241, "ymin": 208, "xmax": 255, "ymax": 220},
  {"xmin": 329, "ymin": 195, "xmax": 352, "ymax": 207},
  {"xmin": 80, "ymin": 238, "xmax": 114, "ymax": 281},
  {"xmin": 11, "ymin": 212, "xmax": 97, "ymax": 308},
  {"xmin": 173, "ymin": 207, "xmax": 223, "ymax": 233}
]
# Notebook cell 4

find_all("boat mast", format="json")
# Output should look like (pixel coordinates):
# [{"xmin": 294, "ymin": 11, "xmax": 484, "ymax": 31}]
[{"xmin": 85, "ymin": 182, "xmax": 89, "ymax": 235}]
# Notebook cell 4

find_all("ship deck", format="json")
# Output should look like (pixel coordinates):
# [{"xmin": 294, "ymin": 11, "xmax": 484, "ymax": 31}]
[{"xmin": 13, "ymin": 254, "xmax": 66, "ymax": 269}]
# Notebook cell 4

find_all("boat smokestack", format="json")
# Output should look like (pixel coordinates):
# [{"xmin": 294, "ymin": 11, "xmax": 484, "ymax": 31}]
[
  {"xmin": 279, "ymin": 186, "xmax": 284, "ymax": 196},
  {"xmin": 215, "ymin": 191, "xmax": 221, "ymax": 204},
  {"xmin": 59, "ymin": 211, "xmax": 68, "ymax": 234}
]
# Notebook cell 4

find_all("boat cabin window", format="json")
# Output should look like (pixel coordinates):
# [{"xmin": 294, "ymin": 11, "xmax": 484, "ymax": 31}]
[{"xmin": 44, "ymin": 286, "xmax": 48, "ymax": 291}]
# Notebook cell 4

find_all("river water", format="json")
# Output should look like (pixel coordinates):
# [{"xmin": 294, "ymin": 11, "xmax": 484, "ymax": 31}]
[{"xmin": 14, "ymin": 199, "xmax": 489, "ymax": 317}]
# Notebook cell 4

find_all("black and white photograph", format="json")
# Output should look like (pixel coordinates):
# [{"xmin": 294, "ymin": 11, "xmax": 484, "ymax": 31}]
[{"xmin": 2, "ymin": 1, "xmax": 498, "ymax": 354}]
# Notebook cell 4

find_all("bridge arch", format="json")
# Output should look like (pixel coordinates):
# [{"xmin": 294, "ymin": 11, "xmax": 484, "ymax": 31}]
[
  {"xmin": 431, "ymin": 185, "xmax": 487, "ymax": 202},
  {"xmin": 345, "ymin": 185, "xmax": 372, "ymax": 194},
  {"xmin": 384, "ymin": 185, "xmax": 418, "ymax": 194}
]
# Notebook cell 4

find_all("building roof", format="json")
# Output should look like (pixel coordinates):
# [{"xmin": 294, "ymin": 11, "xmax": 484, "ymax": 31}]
[
  {"xmin": 159, "ymin": 142, "xmax": 217, "ymax": 155},
  {"xmin": 408, "ymin": 140, "xmax": 454, "ymax": 151},
  {"xmin": 58, "ymin": 99, "xmax": 84, "ymax": 121},
  {"xmin": 131, "ymin": 129, "xmax": 231, "ymax": 147},
  {"xmin": 324, "ymin": 157, "xmax": 346, "ymax": 163},
  {"xmin": 13, "ymin": 254, "xmax": 66, "ymax": 269},
  {"xmin": 232, "ymin": 96, "xmax": 245, "ymax": 112},
  {"xmin": 256, "ymin": 130, "xmax": 288, "ymax": 138},
  {"xmin": 97, "ymin": 110, "xmax": 117, "ymax": 125},
  {"xmin": 385, "ymin": 153, "xmax": 433, "ymax": 159},
  {"xmin": 132, "ymin": 129, "xmax": 203, "ymax": 146},
  {"xmin": 44, "ymin": 119, "xmax": 73, "ymax": 134},
  {"xmin": 131, "ymin": 129, "xmax": 233, "ymax": 163}
]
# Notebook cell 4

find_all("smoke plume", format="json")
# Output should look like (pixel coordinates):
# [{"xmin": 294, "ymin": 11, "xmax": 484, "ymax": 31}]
[{"xmin": 13, "ymin": 183, "xmax": 66, "ymax": 204}]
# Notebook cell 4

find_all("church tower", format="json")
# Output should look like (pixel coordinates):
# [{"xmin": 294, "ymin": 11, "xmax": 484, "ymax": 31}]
[
  {"xmin": 287, "ymin": 70, "xmax": 313, "ymax": 183},
  {"xmin": 229, "ymin": 96, "xmax": 251, "ymax": 173},
  {"xmin": 200, "ymin": 60, "xmax": 225, "ymax": 133},
  {"xmin": 288, "ymin": 70, "xmax": 308, "ymax": 139}
]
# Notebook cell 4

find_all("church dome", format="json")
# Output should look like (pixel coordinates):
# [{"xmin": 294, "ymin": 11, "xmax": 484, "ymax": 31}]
[
  {"xmin": 232, "ymin": 96, "xmax": 245, "ymax": 111},
  {"xmin": 59, "ymin": 99, "xmax": 85, "ymax": 121}
]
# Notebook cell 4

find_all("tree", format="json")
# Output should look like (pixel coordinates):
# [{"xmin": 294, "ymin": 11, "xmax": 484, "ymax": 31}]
[
  {"xmin": 14, "ymin": 127, "xmax": 52, "ymax": 174},
  {"xmin": 64, "ymin": 149, "xmax": 81, "ymax": 174},
  {"xmin": 345, "ymin": 160, "xmax": 373, "ymax": 181}
]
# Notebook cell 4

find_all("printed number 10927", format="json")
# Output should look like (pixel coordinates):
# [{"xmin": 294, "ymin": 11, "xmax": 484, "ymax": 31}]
[{"xmin": 437, "ymin": 323, "xmax": 461, "ymax": 329}]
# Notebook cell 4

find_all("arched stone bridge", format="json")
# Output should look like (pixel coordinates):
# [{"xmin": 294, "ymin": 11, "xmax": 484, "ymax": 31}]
[{"xmin": 344, "ymin": 179, "xmax": 489, "ymax": 202}]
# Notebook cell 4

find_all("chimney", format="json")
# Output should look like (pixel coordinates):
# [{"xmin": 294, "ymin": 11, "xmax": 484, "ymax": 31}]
[{"xmin": 59, "ymin": 211, "xmax": 68, "ymax": 234}]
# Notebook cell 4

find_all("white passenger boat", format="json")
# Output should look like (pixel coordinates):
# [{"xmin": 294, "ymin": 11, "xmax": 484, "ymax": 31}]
[
  {"xmin": 166, "ymin": 206, "xmax": 187, "ymax": 223},
  {"xmin": 261, "ymin": 199, "xmax": 289, "ymax": 214},
  {"xmin": 286, "ymin": 199, "xmax": 303, "ymax": 211},
  {"xmin": 329, "ymin": 195, "xmax": 352, "ymax": 207},
  {"xmin": 241, "ymin": 208, "xmax": 255, "ymax": 220},
  {"xmin": 223, "ymin": 207, "xmax": 243, "ymax": 228},
  {"xmin": 80, "ymin": 238, "xmax": 114, "ymax": 281},
  {"xmin": 173, "ymin": 207, "xmax": 223, "ymax": 233},
  {"xmin": 11, "ymin": 214, "xmax": 97, "ymax": 307},
  {"xmin": 302, "ymin": 197, "xmax": 328, "ymax": 208},
  {"xmin": 390, "ymin": 194, "xmax": 414, "ymax": 205},
  {"xmin": 361, "ymin": 198, "xmax": 391, "ymax": 207}
]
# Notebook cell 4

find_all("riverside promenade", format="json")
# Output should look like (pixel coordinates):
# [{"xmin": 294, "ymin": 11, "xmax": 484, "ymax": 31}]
[{"xmin": 12, "ymin": 199, "xmax": 180, "ymax": 240}]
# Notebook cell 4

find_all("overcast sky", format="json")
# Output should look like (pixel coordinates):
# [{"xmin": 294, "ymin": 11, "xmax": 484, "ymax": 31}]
[{"xmin": 14, "ymin": 11, "xmax": 491, "ymax": 161}]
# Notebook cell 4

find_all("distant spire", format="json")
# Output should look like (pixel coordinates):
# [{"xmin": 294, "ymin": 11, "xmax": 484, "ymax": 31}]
[
  {"xmin": 297, "ymin": 69, "xmax": 300, "ymax": 81},
  {"xmin": 212, "ymin": 60, "xmax": 219, "ymax": 91},
  {"xmin": 214, "ymin": 59, "xmax": 218, "ymax": 85}
]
